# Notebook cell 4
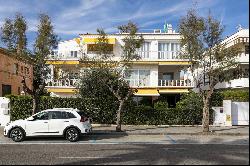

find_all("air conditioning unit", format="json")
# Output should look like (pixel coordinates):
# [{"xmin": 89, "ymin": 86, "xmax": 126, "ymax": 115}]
[{"xmin": 154, "ymin": 29, "xmax": 161, "ymax": 33}]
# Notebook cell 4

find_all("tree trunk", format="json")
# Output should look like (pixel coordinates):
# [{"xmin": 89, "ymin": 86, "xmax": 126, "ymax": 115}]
[
  {"xmin": 202, "ymin": 99, "xmax": 210, "ymax": 132},
  {"xmin": 116, "ymin": 100, "xmax": 124, "ymax": 132},
  {"xmin": 32, "ymin": 95, "xmax": 38, "ymax": 115}
]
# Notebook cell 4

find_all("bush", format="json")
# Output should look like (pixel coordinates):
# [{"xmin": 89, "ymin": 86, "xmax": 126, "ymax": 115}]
[
  {"xmin": 154, "ymin": 100, "xmax": 168, "ymax": 109},
  {"xmin": 212, "ymin": 89, "xmax": 249, "ymax": 106},
  {"xmin": 7, "ymin": 95, "xmax": 117, "ymax": 123},
  {"xmin": 7, "ymin": 94, "xmax": 212, "ymax": 125}
]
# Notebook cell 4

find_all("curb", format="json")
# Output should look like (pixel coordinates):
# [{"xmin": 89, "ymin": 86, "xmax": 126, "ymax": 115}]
[
  {"xmin": 88, "ymin": 131, "xmax": 249, "ymax": 136},
  {"xmin": 91, "ymin": 124, "xmax": 230, "ymax": 127}
]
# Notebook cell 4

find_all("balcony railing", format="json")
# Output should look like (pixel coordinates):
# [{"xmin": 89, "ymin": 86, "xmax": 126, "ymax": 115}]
[
  {"xmin": 158, "ymin": 51, "xmax": 180, "ymax": 59},
  {"xmin": 125, "ymin": 79, "xmax": 193, "ymax": 87},
  {"xmin": 135, "ymin": 51, "xmax": 182, "ymax": 60},
  {"xmin": 125, "ymin": 79, "xmax": 150, "ymax": 87},
  {"xmin": 158, "ymin": 79, "xmax": 193, "ymax": 87},
  {"xmin": 46, "ymin": 79, "xmax": 79, "ymax": 87}
]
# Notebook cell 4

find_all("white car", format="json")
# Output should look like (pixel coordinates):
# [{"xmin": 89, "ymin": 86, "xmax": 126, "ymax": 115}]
[{"xmin": 4, "ymin": 108, "xmax": 92, "ymax": 142}]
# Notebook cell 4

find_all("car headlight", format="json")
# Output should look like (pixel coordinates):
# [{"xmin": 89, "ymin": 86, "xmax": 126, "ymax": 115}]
[{"xmin": 5, "ymin": 123, "xmax": 10, "ymax": 126}]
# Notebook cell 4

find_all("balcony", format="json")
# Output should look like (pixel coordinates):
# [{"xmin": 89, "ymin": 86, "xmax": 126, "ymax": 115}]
[
  {"xmin": 135, "ymin": 51, "xmax": 185, "ymax": 60},
  {"xmin": 236, "ymin": 53, "xmax": 249, "ymax": 63},
  {"xmin": 125, "ymin": 79, "xmax": 150, "ymax": 87},
  {"xmin": 158, "ymin": 79, "xmax": 193, "ymax": 87},
  {"xmin": 215, "ymin": 77, "xmax": 249, "ymax": 89},
  {"xmin": 46, "ymin": 79, "xmax": 79, "ymax": 87},
  {"xmin": 125, "ymin": 79, "xmax": 193, "ymax": 88}
]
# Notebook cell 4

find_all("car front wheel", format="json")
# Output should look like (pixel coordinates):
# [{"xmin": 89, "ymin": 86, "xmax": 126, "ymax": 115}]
[
  {"xmin": 10, "ymin": 128, "xmax": 25, "ymax": 142},
  {"xmin": 65, "ymin": 128, "xmax": 80, "ymax": 142}
]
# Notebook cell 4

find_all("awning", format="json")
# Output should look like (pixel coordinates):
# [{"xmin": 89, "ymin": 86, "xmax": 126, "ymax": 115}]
[
  {"xmin": 46, "ymin": 88, "xmax": 77, "ymax": 93},
  {"xmin": 159, "ymin": 88, "xmax": 189, "ymax": 93},
  {"xmin": 84, "ymin": 38, "xmax": 116, "ymax": 44},
  {"xmin": 46, "ymin": 60, "xmax": 79, "ymax": 65},
  {"xmin": 134, "ymin": 89, "xmax": 160, "ymax": 96}
]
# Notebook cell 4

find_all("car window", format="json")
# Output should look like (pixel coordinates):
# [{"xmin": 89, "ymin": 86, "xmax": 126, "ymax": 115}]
[
  {"xmin": 67, "ymin": 112, "xmax": 76, "ymax": 119},
  {"xmin": 77, "ymin": 111, "xmax": 88, "ymax": 117},
  {"xmin": 34, "ymin": 112, "xmax": 49, "ymax": 120},
  {"xmin": 48, "ymin": 111, "xmax": 63, "ymax": 119},
  {"xmin": 61, "ymin": 111, "xmax": 69, "ymax": 119}
]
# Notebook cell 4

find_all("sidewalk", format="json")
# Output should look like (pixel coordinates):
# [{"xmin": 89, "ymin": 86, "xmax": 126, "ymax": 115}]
[
  {"xmin": 0, "ymin": 125, "xmax": 249, "ymax": 137},
  {"xmin": 91, "ymin": 125, "xmax": 249, "ymax": 136}
]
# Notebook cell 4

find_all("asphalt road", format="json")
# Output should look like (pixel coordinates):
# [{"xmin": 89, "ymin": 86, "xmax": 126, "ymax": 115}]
[
  {"xmin": 0, "ymin": 134, "xmax": 249, "ymax": 165},
  {"xmin": 0, "ymin": 143, "xmax": 248, "ymax": 165}
]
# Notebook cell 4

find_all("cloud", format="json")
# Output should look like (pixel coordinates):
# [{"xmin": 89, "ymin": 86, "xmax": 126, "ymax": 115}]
[{"xmin": 0, "ymin": 0, "xmax": 248, "ymax": 47}]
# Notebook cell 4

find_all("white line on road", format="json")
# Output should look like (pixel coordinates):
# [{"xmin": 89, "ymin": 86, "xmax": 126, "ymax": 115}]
[
  {"xmin": 0, "ymin": 142, "xmax": 248, "ymax": 145},
  {"xmin": 58, "ymin": 156, "xmax": 121, "ymax": 159}
]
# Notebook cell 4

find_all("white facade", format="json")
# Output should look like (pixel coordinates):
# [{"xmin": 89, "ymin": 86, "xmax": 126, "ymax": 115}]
[
  {"xmin": 193, "ymin": 28, "xmax": 249, "ymax": 91},
  {"xmin": 46, "ymin": 25, "xmax": 193, "ymax": 98},
  {"xmin": 0, "ymin": 97, "xmax": 10, "ymax": 126},
  {"xmin": 213, "ymin": 100, "xmax": 249, "ymax": 126}
]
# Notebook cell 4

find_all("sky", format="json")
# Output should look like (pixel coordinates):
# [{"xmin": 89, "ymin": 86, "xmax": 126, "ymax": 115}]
[{"xmin": 0, "ymin": 0, "xmax": 249, "ymax": 50}]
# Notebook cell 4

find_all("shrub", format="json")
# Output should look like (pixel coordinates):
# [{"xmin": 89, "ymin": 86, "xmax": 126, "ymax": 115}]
[
  {"xmin": 212, "ymin": 89, "xmax": 249, "ymax": 106},
  {"xmin": 7, "ymin": 94, "xmax": 211, "ymax": 125}
]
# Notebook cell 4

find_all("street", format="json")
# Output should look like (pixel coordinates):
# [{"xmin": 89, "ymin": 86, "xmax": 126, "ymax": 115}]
[
  {"xmin": 0, "ymin": 143, "xmax": 248, "ymax": 165},
  {"xmin": 0, "ymin": 134, "xmax": 249, "ymax": 165}
]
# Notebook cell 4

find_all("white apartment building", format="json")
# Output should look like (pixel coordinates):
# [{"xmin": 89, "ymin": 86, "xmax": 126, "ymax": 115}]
[
  {"xmin": 214, "ymin": 28, "xmax": 249, "ymax": 89},
  {"xmin": 192, "ymin": 28, "xmax": 249, "ymax": 91},
  {"xmin": 45, "ymin": 24, "xmax": 193, "ymax": 107}
]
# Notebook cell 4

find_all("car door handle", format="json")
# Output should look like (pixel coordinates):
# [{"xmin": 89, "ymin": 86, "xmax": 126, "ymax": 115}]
[
  {"xmin": 64, "ymin": 121, "xmax": 69, "ymax": 122},
  {"xmin": 44, "ymin": 122, "xmax": 48, "ymax": 123}
]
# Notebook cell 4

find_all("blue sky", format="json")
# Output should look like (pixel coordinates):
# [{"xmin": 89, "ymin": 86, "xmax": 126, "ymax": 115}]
[{"xmin": 0, "ymin": 0, "xmax": 249, "ymax": 50}]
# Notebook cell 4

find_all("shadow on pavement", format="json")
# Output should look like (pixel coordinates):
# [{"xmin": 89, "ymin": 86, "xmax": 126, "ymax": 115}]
[
  {"xmin": 55, "ymin": 138, "xmax": 249, "ymax": 165},
  {"xmin": 23, "ymin": 131, "xmax": 128, "ymax": 142}
]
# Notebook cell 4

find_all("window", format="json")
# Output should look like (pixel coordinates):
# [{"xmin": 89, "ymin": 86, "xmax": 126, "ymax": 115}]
[
  {"xmin": 137, "ymin": 42, "xmax": 150, "ymax": 58},
  {"xmin": 13, "ymin": 63, "xmax": 18, "ymax": 75},
  {"xmin": 2, "ymin": 85, "xmax": 11, "ymax": 97},
  {"xmin": 126, "ymin": 69, "xmax": 150, "ymax": 86},
  {"xmin": 158, "ymin": 43, "xmax": 180, "ymax": 59},
  {"xmin": 87, "ymin": 44, "xmax": 113, "ymax": 54},
  {"xmin": 51, "ymin": 50, "xmax": 58, "ymax": 56},
  {"xmin": 49, "ymin": 111, "xmax": 62, "ymax": 119},
  {"xmin": 21, "ymin": 66, "xmax": 24, "ymax": 73},
  {"xmin": 34, "ymin": 112, "xmax": 49, "ymax": 120},
  {"xmin": 162, "ymin": 72, "xmax": 174, "ymax": 81},
  {"xmin": 245, "ymin": 45, "xmax": 249, "ymax": 54},
  {"xmin": 24, "ymin": 67, "xmax": 28, "ymax": 75},
  {"xmin": 67, "ymin": 112, "xmax": 76, "ymax": 119},
  {"xmin": 71, "ymin": 51, "xmax": 78, "ymax": 57}
]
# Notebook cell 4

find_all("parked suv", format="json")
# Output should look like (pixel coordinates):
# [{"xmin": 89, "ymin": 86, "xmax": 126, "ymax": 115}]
[{"xmin": 4, "ymin": 108, "xmax": 92, "ymax": 142}]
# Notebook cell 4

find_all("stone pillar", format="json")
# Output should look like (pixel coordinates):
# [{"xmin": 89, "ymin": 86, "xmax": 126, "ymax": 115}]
[{"xmin": 223, "ymin": 100, "xmax": 232, "ymax": 126}]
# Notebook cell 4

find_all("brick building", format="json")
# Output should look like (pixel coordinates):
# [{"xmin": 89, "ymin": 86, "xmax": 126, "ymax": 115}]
[{"xmin": 0, "ymin": 48, "xmax": 33, "ymax": 97}]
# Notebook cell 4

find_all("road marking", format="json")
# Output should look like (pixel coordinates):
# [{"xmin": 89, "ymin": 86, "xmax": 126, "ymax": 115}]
[
  {"xmin": 165, "ymin": 135, "xmax": 177, "ymax": 144},
  {"xmin": 58, "ymin": 156, "xmax": 121, "ymax": 159},
  {"xmin": 164, "ymin": 148, "xmax": 186, "ymax": 152},
  {"xmin": 0, "ymin": 142, "xmax": 248, "ymax": 145}
]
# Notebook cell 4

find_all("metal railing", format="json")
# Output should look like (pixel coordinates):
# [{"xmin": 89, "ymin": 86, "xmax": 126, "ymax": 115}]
[
  {"xmin": 46, "ymin": 79, "xmax": 79, "ymax": 87},
  {"xmin": 125, "ymin": 79, "xmax": 150, "ymax": 87},
  {"xmin": 158, "ymin": 51, "xmax": 180, "ymax": 59},
  {"xmin": 135, "ymin": 51, "xmax": 181, "ymax": 60},
  {"xmin": 158, "ymin": 79, "xmax": 193, "ymax": 87}
]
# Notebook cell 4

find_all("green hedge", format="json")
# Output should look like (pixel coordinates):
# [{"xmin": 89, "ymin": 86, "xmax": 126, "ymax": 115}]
[
  {"xmin": 7, "ymin": 94, "xmax": 211, "ymax": 125},
  {"xmin": 212, "ymin": 89, "xmax": 249, "ymax": 106},
  {"xmin": 7, "ymin": 95, "xmax": 117, "ymax": 123},
  {"xmin": 122, "ymin": 106, "xmax": 203, "ymax": 125}
]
